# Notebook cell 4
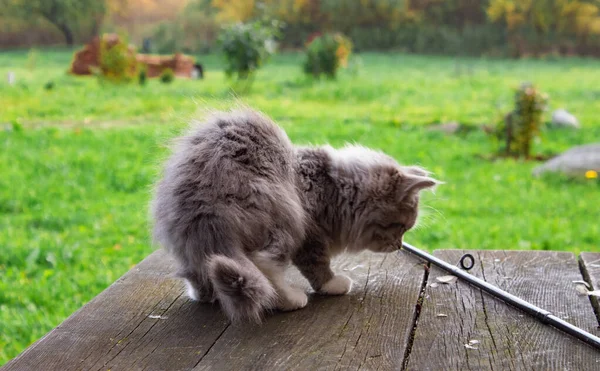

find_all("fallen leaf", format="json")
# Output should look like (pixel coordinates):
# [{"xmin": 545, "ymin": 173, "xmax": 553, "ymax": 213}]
[
  {"xmin": 575, "ymin": 284, "xmax": 590, "ymax": 295},
  {"xmin": 430, "ymin": 282, "xmax": 439, "ymax": 288},
  {"xmin": 436, "ymin": 313, "xmax": 448, "ymax": 317},
  {"xmin": 468, "ymin": 340, "xmax": 480, "ymax": 345},
  {"xmin": 587, "ymin": 290, "xmax": 600, "ymax": 297},
  {"xmin": 148, "ymin": 315, "xmax": 168, "ymax": 319},
  {"xmin": 436, "ymin": 275, "xmax": 457, "ymax": 284},
  {"xmin": 464, "ymin": 344, "xmax": 478, "ymax": 350},
  {"xmin": 572, "ymin": 280, "xmax": 591, "ymax": 289}
]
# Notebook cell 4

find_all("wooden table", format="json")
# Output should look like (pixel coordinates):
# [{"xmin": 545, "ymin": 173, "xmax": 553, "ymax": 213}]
[{"xmin": 4, "ymin": 249, "xmax": 600, "ymax": 370}]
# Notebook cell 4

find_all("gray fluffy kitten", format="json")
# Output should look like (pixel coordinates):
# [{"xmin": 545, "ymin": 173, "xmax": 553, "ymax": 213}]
[{"xmin": 151, "ymin": 109, "xmax": 439, "ymax": 323}]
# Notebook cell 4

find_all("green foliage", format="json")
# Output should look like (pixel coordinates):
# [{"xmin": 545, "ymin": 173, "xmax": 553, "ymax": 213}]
[
  {"xmin": 138, "ymin": 68, "xmax": 147, "ymax": 86},
  {"xmin": 151, "ymin": 22, "xmax": 184, "ymax": 54},
  {"xmin": 303, "ymin": 33, "xmax": 353, "ymax": 78},
  {"xmin": 98, "ymin": 35, "xmax": 138, "ymax": 84},
  {"xmin": 44, "ymin": 80, "xmax": 55, "ymax": 90},
  {"xmin": 150, "ymin": 0, "xmax": 220, "ymax": 54},
  {"xmin": 218, "ymin": 20, "xmax": 280, "ymax": 80},
  {"xmin": 497, "ymin": 82, "xmax": 549, "ymax": 158},
  {"xmin": 159, "ymin": 68, "xmax": 175, "ymax": 84}
]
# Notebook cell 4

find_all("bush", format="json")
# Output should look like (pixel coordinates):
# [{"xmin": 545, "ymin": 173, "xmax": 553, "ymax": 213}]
[
  {"xmin": 138, "ymin": 68, "xmax": 147, "ymax": 86},
  {"xmin": 303, "ymin": 32, "xmax": 353, "ymax": 79},
  {"xmin": 151, "ymin": 22, "xmax": 185, "ymax": 54},
  {"xmin": 218, "ymin": 21, "xmax": 280, "ymax": 80},
  {"xmin": 497, "ymin": 82, "xmax": 549, "ymax": 158},
  {"xmin": 99, "ymin": 35, "xmax": 138, "ymax": 84},
  {"xmin": 44, "ymin": 81, "xmax": 55, "ymax": 90},
  {"xmin": 160, "ymin": 68, "xmax": 175, "ymax": 84},
  {"xmin": 149, "ymin": 1, "xmax": 220, "ymax": 54}
]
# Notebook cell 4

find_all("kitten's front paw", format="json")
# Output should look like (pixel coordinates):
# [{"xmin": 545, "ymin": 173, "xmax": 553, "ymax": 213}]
[
  {"xmin": 320, "ymin": 275, "xmax": 352, "ymax": 295},
  {"xmin": 278, "ymin": 287, "xmax": 308, "ymax": 311}
]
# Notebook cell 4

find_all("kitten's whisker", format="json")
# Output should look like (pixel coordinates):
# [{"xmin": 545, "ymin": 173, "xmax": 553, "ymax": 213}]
[{"xmin": 421, "ymin": 205, "xmax": 446, "ymax": 222}]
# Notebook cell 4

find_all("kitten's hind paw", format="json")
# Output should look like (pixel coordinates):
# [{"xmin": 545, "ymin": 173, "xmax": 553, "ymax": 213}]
[
  {"xmin": 184, "ymin": 279, "xmax": 214, "ymax": 303},
  {"xmin": 277, "ymin": 287, "xmax": 308, "ymax": 311},
  {"xmin": 320, "ymin": 275, "xmax": 352, "ymax": 295}
]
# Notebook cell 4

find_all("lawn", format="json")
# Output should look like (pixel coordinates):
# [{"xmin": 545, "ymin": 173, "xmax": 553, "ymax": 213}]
[{"xmin": 1, "ymin": 49, "xmax": 599, "ymax": 365}]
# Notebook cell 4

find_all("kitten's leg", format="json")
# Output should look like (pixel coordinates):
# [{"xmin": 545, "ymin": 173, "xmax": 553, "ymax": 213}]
[
  {"xmin": 293, "ymin": 239, "xmax": 352, "ymax": 295},
  {"xmin": 252, "ymin": 251, "xmax": 308, "ymax": 311}
]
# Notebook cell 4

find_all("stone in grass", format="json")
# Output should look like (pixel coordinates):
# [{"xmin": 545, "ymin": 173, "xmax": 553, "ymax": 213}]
[
  {"xmin": 7, "ymin": 71, "xmax": 15, "ymax": 86},
  {"xmin": 428, "ymin": 121, "xmax": 460, "ymax": 134},
  {"xmin": 533, "ymin": 143, "xmax": 600, "ymax": 177},
  {"xmin": 550, "ymin": 109, "xmax": 580, "ymax": 129},
  {"xmin": 427, "ymin": 121, "xmax": 481, "ymax": 135}
]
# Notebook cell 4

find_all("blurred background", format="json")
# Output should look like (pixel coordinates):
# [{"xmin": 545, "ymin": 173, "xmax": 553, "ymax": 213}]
[
  {"xmin": 3, "ymin": 0, "xmax": 600, "ymax": 56},
  {"xmin": 1, "ymin": 0, "xmax": 599, "ymax": 366}
]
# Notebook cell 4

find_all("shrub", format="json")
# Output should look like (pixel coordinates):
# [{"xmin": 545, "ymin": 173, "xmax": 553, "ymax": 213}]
[
  {"xmin": 44, "ymin": 81, "xmax": 55, "ymax": 90},
  {"xmin": 99, "ymin": 35, "xmax": 138, "ymax": 84},
  {"xmin": 218, "ymin": 21, "xmax": 280, "ymax": 80},
  {"xmin": 151, "ymin": 22, "xmax": 184, "ymax": 54},
  {"xmin": 150, "ymin": 1, "xmax": 220, "ymax": 54},
  {"xmin": 497, "ymin": 82, "xmax": 549, "ymax": 158},
  {"xmin": 160, "ymin": 68, "xmax": 175, "ymax": 84},
  {"xmin": 303, "ymin": 32, "xmax": 352, "ymax": 79},
  {"xmin": 138, "ymin": 68, "xmax": 147, "ymax": 86}
]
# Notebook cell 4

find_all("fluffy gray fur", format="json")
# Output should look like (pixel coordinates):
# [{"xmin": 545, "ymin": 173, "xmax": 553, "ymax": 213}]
[{"xmin": 151, "ymin": 109, "xmax": 439, "ymax": 323}]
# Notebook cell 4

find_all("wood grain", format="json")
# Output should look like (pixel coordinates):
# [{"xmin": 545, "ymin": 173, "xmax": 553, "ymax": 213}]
[
  {"xmin": 194, "ymin": 250, "xmax": 427, "ymax": 370},
  {"xmin": 4, "ymin": 250, "xmax": 426, "ymax": 371},
  {"xmin": 2, "ymin": 250, "xmax": 230, "ymax": 371},
  {"xmin": 580, "ymin": 252, "xmax": 600, "ymax": 325},
  {"xmin": 9, "ymin": 249, "xmax": 598, "ymax": 371},
  {"xmin": 405, "ymin": 250, "xmax": 600, "ymax": 371}
]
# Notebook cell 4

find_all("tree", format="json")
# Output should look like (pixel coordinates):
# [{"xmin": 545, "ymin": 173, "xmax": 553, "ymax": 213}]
[
  {"xmin": 558, "ymin": 0, "xmax": 600, "ymax": 50},
  {"xmin": 487, "ymin": 0, "xmax": 600, "ymax": 55},
  {"xmin": 211, "ymin": 0, "xmax": 257, "ymax": 22},
  {"xmin": 0, "ymin": 0, "xmax": 105, "ymax": 46}
]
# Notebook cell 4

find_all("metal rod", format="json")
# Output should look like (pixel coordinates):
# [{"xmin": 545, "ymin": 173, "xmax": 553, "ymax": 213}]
[{"xmin": 401, "ymin": 241, "xmax": 600, "ymax": 350}]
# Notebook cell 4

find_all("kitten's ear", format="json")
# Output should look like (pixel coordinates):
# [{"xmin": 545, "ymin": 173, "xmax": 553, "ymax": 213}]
[
  {"xmin": 403, "ymin": 166, "xmax": 431, "ymax": 177},
  {"xmin": 401, "ymin": 174, "xmax": 440, "ymax": 195}
]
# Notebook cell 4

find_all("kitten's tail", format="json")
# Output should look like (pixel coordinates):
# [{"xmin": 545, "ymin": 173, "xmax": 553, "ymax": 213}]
[{"xmin": 207, "ymin": 254, "xmax": 277, "ymax": 324}]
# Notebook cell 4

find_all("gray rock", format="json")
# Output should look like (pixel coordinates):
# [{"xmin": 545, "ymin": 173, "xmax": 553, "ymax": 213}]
[
  {"xmin": 533, "ymin": 143, "xmax": 600, "ymax": 176},
  {"xmin": 7, "ymin": 71, "xmax": 15, "ymax": 86},
  {"xmin": 550, "ymin": 109, "xmax": 579, "ymax": 129},
  {"xmin": 428, "ymin": 121, "xmax": 461, "ymax": 134}
]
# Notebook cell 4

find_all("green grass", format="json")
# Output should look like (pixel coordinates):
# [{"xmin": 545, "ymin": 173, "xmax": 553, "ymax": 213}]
[{"xmin": 1, "ymin": 49, "xmax": 599, "ymax": 365}]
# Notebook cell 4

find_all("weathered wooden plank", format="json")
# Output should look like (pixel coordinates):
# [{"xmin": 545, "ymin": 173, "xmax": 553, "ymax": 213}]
[
  {"xmin": 406, "ymin": 250, "xmax": 600, "ymax": 371},
  {"xmin": 194, "ymin": 250, "xmax": 427, "ymax": 370},
  {"xmin": 580, "ymin": 252, "xmax": 600, "ymax": 324},
  {"xmin": 3, "ymin": 250, "xmax": 230, "ymax": 371}
]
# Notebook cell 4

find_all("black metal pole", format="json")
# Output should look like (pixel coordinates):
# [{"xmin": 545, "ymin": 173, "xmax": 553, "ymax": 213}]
[{"xmin": 401, "ymin": 241, "xmax": 600, "ymax": 350}]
